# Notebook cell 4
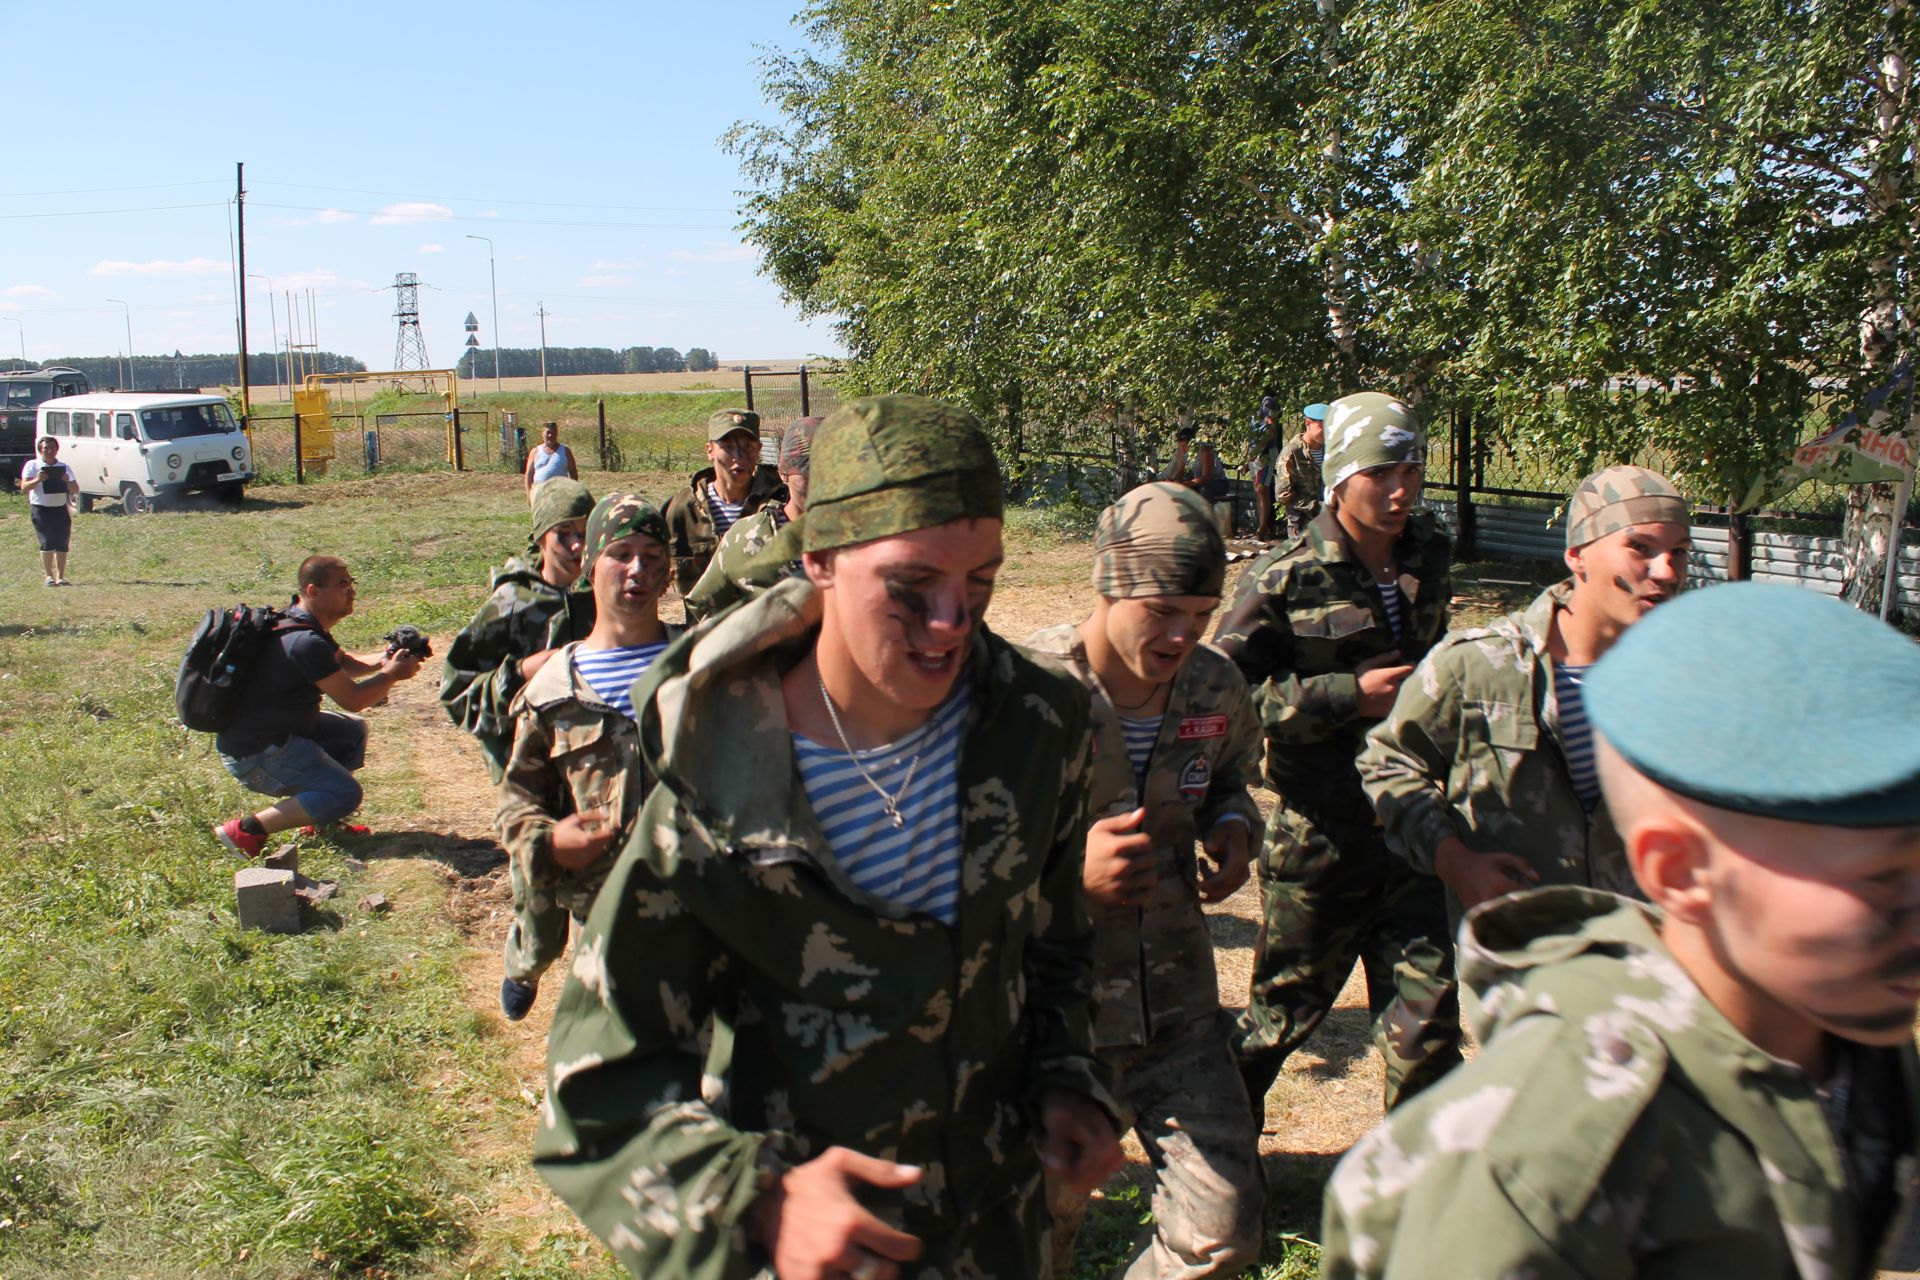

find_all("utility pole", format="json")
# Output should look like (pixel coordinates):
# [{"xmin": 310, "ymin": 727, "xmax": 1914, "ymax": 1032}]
[
  {"xmin": 248, "ymin": 274, "xmax": 279, "ymax": 399},
  {"xmin": 107, "ymin": 299, "xmax": 133, "ymax": 388},
  {"xmin": 466, "ymin": 234, "xmax": 501, "ymax": 393},
  {"xmin": 235, "ymin": 162, "xmax": 251, "ymax": 415},
  {"xmin": 536, "ymin": 301, "xmax": 550, "ymax": 392}
]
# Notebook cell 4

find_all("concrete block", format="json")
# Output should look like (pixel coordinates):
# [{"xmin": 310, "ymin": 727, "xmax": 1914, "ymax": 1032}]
[
  {"xmin": 342, "ymin": 857, "xmax": 368, "ymax": 873},
  {"xmin": 235, "ymin": 867, "xmax": 301, "ymax": 934},
  {"xmin": 264, "ymin": 845, "xmax": 299, "ymax": 874},
  {"xmin": 358, "ymin": 892, "xmax": 389, "ymax": 914},
  {"xmin": 293, "ymin": 876, "xmax": 338, "ymax": 906}
]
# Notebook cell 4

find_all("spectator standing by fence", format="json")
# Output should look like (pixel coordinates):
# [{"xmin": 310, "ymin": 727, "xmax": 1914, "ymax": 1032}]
[
  {"xmin": 18, "ymin": 436, "xmax": 77, "ymax": 586},
  {"xmin": 1275, "ymin": 403, "xmax": 1327, "ymax": 538},
  {"xmin": 523, "ymin": 421, "xmax": 578, "ymax": 500}
]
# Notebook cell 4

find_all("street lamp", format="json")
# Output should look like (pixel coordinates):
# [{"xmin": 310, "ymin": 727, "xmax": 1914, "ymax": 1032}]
[
  {"xmin": 106, "ymin": 298, "xmax": 134, "ymax": 388},
  {"xmin": 465, "ymin": 234, "xmax": 501, "ymax": 394},
  {"xmin": 247, "ymin": 274, "xmax": 281, "ymax": 400},
  {"xmin": 0, "ymin": 316, "xmax": 23, "ymax": 366}
]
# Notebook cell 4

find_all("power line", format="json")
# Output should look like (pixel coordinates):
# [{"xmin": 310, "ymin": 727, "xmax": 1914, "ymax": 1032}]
[
  {"xmin": 249, "ymin": 201, "xmax": 732, "ymax": 230},
  {"xmin": 0, "ymin": 201, "xmax": 228, "ymax": 221},
  {"xmin": 250, "ymin": 178, "xmax": 736, "ymax": 215},
  {"xmin": 0, "ymin": 179, "xmax": 228, "ymax": 199}
]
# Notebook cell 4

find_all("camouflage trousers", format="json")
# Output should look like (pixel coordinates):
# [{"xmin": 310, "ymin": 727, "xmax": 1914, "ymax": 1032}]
[
  {"xmin": 1047, "ymin": 1014, "xmax": 1264, "ymax": 1279},
  {"xmin": 501, "ymin": 856, "xmax": 607, "ymax": 985},
  {"xmin": 1235, "ymin": 803, "xmax": 1461, "ymax": 1118}
]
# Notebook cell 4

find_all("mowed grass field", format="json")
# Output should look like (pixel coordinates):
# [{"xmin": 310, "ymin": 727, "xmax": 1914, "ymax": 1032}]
[{"xmin": 0, "ymin": 467, "xmax": 1551, "ymax": 1279}]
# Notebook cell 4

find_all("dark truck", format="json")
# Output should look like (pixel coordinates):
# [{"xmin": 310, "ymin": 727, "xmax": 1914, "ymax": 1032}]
[{"xmin": 1, "ymin": 366, "xmax": 89, "ymax": 483}]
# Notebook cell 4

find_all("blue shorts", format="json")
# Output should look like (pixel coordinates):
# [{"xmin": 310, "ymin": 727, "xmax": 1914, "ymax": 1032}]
[{"xmin": 220, "ymin": 712, "xmax": 367, "ymax": 826}]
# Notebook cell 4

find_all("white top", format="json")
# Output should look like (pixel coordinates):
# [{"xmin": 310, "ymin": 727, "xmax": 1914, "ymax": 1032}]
[{"xmin": 20, "ymin": 459, "xmax": 75, "ymax": 507}]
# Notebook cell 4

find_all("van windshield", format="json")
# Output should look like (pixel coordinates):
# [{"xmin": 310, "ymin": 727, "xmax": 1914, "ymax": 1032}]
[
  {"xmin": 4, "ymin": 382, "xmax": 53, "ymax": 409},
  {"xmin": 140, "ymin": 403, "xmax": 238, "ymax": 440}
]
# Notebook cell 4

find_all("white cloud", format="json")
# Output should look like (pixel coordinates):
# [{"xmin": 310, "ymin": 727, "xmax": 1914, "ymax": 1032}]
[
  {"xmin": 274, "ymin": 267, "xmax": 377, "ymax": 294},
  {"xmin": 189, "ymin": 292, "xmax": 228, "ymax": 304},
  {"xmin": 592, "ymin": 258, "xmax": 644, "ymax": 271},
  {"xmin": 418, "ymin": 243, "xmax": 445, "ymax": 254},
  {"xmin": 1, "ymin": 284, "xmax": 53, "ymax": 299},
  {"xmin": 369, "ymin": 202, "xmax": 453, "ymax": 226},
  {"xmin": 669, "ymin": 243, "xmax": 756, "ymax": 264},
  {"xmin": 89, "ymin": 257, "xmax": 230, "ymax": 277},
  {"xmin": 577, "ymin": 274, "xmax": 632, "ymax": 288},
  {"xmin": 315, "ymin": 208, "xmax": 356, "ymax": 224}
]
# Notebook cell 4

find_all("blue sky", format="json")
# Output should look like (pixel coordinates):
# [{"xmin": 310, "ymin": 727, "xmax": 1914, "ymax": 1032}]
[{"xmin": 1, "ymin": 0, "xmax": 840, "ymax": 370}]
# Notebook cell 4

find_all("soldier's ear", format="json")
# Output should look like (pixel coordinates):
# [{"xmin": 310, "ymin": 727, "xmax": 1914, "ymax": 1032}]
[
  {"xmin": 1565, "ymin": 544, "xmax": 1585, "ymax": 580},
  {"xmin": 1627, "ymin": 814, "xmax": 1713, "ymax": 924},
  {"xmin": 802, "ymin": 549, "xmax": 837, "ymax": 589}
]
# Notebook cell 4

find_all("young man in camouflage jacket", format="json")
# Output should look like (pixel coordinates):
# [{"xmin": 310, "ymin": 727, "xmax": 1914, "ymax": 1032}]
[
  {"xmin": 1358, "ymin": 465, "xmax": 1691, "ymax": 920},
  {"xmin": 1273, "ymin": 402, "xmax": 1326, "ymax": 538},
  {"xmin": 1212, "ymin": 392, "xmax": 1461, "ymax": 1123},
  {"xmin": 440, "ymin": 478, "xmax": 596, "ymax": 781},
  {"xmin": 535, "ymin": 395, "xmax": 1121, "ymax": 1280},
  {"xmin": 494, "ymin": 493, "xmax": 680, "ymax": 1021},
  {"xmin": 683, "ymin": 415, "xmax": 817, "ymax": 624},
  {"xmin": 1025, "ymin": 481, "xmax": 1265, "ymax": 1280},
  {"xmin": 1322, "ymin": 582, "xmax": 1920, "ymax": 1280},
  {"xmin": 661, "ymin": 407, "xmax": 787, "ymax": 599}
]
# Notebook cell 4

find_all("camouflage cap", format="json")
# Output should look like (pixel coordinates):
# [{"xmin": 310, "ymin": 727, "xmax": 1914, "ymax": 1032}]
[
  {"xmin": 1586, "ymin": 581, "xmax": 1920, "ymax": 827},
  {"xmin": 1322, "ymin": 392, "xmax": 1424, "ymax": 499},
  {"xmin": 1565, "ymin": 465, "xmax": 1689, "ymax": 549},
  {"xmin": 1092, "ymin": 482, "xmax": 1226, "ymax": 599},
  {"xmin": 707, "ymin": 407, "xmax": 760, "ymax": 442},
  {"xmin": 529, "ymin": 477, "xmax": 594, "ymax": 543},
  {"xmin": 802, "ymin": 395, "xmax": 1004, "ymax": 552},
  {"xmin": 779, "ymin": 416, "xmax": 822, "ymax": 476},
  {"xmin": 579, "ymin": 492, "xmax": 669, "ymax": 583}
]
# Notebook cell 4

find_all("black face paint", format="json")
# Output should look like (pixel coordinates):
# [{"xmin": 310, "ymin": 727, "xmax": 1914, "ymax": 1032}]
[{"xmin": 1611, "ymin": 574, "xmax": 1636, "ymax": 596}]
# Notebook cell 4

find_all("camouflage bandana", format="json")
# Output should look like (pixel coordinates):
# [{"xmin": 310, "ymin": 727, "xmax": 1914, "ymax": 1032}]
[
  {"xmin": 1564, "ymin": 465, "xmax": 1689, "ymax": 549},
  {"xmin": 529, "ymin": 477, "xmax": 594, "ymax": 546},
  {"xmin": 707, "ymin": 407, "xmax": 760, "ymax": 442},
  {"xmin": 802, "ymin": 395, "xmax": 1004, "ymax": 552},
  {"xmin": 1091, "ymin": 482, "xmax": 1226, "ymax": 598},
  {"xmin": 1322, "ymin": 392, "xmax": 1425, "ymax": 500},
  {"xmin": 779, "ymin": 416, "xmax": 821, "ymax": 476},
  {"xmin": 579, "ymin": 492, "xmax": 669, "ymax": 583}
]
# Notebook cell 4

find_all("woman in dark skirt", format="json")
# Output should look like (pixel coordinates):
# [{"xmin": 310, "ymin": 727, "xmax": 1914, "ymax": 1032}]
[{"xmin": 19, "ymin": 436, "xmax": 77, "ymax": 585}]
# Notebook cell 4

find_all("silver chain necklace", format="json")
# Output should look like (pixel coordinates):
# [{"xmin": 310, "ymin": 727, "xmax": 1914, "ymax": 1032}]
[{"xmin": 816, "ymin": 669, "xmax": 922, "ymax": 830}]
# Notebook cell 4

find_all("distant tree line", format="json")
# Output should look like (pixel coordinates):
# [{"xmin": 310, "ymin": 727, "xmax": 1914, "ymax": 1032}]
[
  {"xmin": 0, "ymin": 352, "xmax": 366, "ymax": 389},
  {"xmin": 455, "ymin": 346, "xmax": 718, "ymax": 378}
]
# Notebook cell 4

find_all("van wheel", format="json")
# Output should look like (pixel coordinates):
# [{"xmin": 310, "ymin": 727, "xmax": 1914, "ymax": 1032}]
[
  {"xmin": 121, "ymin": 485, "xmax": 155, "ymax": 515},
  {"xmin": 76, "ymin": 493, "xmax": 93, "ymax": 514},
  {"xmin": 217, "ymin": 481, "xmax": 245, "ymax": 505}
]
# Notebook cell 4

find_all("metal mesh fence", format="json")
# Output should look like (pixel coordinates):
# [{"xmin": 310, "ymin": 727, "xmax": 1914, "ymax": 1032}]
[{"xmin": 246, "ymin": 412, "xmax": 493, "ymax": 482}]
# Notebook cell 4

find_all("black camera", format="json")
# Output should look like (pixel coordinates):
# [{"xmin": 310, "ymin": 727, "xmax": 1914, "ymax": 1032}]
[{"xmin": 383, "ymin": 625, "xmax": 433, "ymax": 660}]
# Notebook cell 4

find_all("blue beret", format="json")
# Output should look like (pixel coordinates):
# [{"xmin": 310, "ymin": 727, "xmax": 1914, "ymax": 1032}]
[
  {"xmin": 1303, "ymin": 402, "xmax": 1329, "ymax": 422},
  {"xmin": 1585, "ymin": 582, "xmax": 1920, "ymax": 828}
]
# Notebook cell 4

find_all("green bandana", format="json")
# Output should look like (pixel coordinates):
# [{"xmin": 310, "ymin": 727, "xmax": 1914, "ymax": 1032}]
[
  {"xmin": 802, "ymin": 395, "xmax": 1004, "ymax": 552},
  {"xmin": 1092, "ymin": 482, "xmax": 1226, "ymax": 598},
  {"xmin": 528, "ymin": 477, "xmax": 594, "ymax": 557},
  {"xmin": 1564, "ymin": 465, "xmax": 1689, "ymax": 549},
  {"xmin": 1322, "ymin": 392, "xmax": 1425, "ymax": 499},
  {"xmin": 579, "ymin": 492, "xmax": 669, "ymax": 583}
]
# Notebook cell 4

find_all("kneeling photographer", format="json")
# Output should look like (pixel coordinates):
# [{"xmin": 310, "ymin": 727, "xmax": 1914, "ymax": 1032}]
[{"xmin": 212, "ymin": 555, "xmax": 423, "ymax": 856}]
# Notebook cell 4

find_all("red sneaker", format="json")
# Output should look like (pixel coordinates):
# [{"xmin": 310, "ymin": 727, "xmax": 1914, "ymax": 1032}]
[
  {"xmin": 298, "ymin": 822, "xmax": 371, "ymax": 837},
  {"xmin": 214, "ymin": 818, "xmax": 267, "ymax": 859}
]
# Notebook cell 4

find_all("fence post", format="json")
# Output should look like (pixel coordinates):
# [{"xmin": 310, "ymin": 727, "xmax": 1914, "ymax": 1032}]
[
  {"xmin": 293, "ymin": 410, "xmax": 304, "ymax": 485},
  {"xmin": 743, "ymin": 367, "xmax": 756, "ymax": 412},
  {"xmin": 452, "ymin": 407, "xmax": 465, "ymax": 471},
  {"xmin": 597, "ymin": 399, "xmax": 608, "ymax": 469},
  {"xmin": 799, "ymin": 364, "xmax": 810, "ymax": 417},
  {"xmin": 1453, "ymin": 404, "xmax": 1477, "ymax": 559},
  {"xmin": 1726, "ymin": 509, "xmax": 1751, "ymax": 582}
]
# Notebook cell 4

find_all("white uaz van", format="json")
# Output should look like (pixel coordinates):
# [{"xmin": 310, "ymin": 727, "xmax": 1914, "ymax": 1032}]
[{"xmin": 37, "ymin": 392, "xmax": 255, "ymax": 513}]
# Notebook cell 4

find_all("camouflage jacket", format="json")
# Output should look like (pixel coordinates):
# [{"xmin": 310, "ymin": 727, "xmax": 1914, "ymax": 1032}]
[
  {"xmin": 1274, "ymin": 433, "xmax": 1322, "ymax": 522},
  {"xmin": 661, "ymin": 464, "xmax": 786, "ymax": 599},
  {"xmin": 1212, "ymin": 508, "xmax": 1452, "ymax": 815},
  {"xmin": 495, "ymin": 637, "xmax": 680, "ymax": 916},
  {"xmin": 1356, "ymin": 580, "xmax": 1632, "ymax": 904},
  {"xmin": 1321, "ymin": 887, "xmax": 1920, "ymax": 1280},
  {"xmin": 1022, "ymin": 625, "xmax": 1265, "ymax": 1050},
  {"xmin": 439, "ymin": 555, "xmax": 595, "ymax": 782},
  {"xmin": 534, "ymin": 577, "xmax": 1116, "ymax": 1279},
  {"xmin": 681, "ymin": 504, "xmax": 803, "ymax": 625}
]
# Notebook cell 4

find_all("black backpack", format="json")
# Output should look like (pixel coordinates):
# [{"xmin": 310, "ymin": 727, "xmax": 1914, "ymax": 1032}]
[{"xmin": 175, "ymin": 605, "xmax": 314, "ymax": 733}]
